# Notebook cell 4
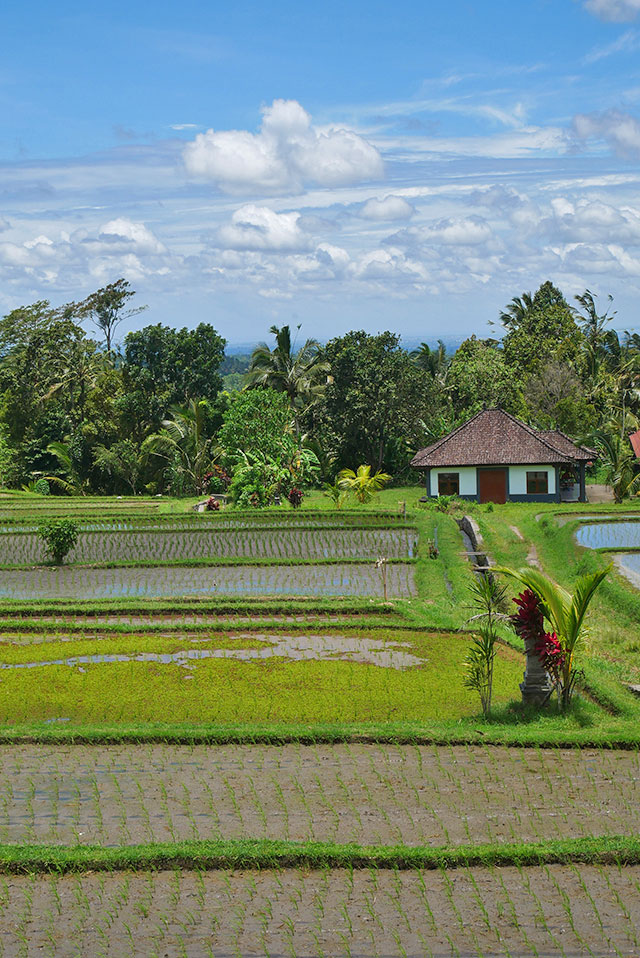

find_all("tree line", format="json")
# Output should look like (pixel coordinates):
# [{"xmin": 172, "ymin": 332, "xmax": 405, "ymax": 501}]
[{"xmin": 0, "ymin": 278, "xmax": 638, "ymax": 501}]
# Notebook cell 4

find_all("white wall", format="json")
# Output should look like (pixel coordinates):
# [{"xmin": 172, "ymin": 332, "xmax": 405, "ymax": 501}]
[
  {"xmin": 509, "ymin": 465, "xmax": 556, "ymax": 496},
  {"xmin": 430, "ymin": 467, "xmax": 477, "ymax": 496}
]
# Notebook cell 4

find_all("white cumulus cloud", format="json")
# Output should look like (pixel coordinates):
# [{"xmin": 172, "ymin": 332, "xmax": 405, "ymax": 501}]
[
  {"xmin": 183, "ymin": 99, "xmax": 383, "ymax": 195},
  {"xmin": 545, "ymin": 197, "xmax": 640, "ymax": 243},
  {"xmin": 359, "ymin": 195, "xmax": 415, "ymax": 221},
  {"xmin": 216, "ymin": 205, "xmax": 311, "ymax": 252},
  {"xmin": 583, "ymin": 0, "xmax": 640, "ymax": 21},
  {"xmin": 98, "ymin": 218, "xmax": 167, "ymax": 255},
  {"xmin": 573, "ymin": 109, "xmax": 640, "ymax": 158}
]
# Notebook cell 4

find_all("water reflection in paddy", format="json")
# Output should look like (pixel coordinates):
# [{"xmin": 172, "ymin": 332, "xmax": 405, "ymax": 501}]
[
  {"xmin": 576, "ymin": 520, "xmax": 640, "ymax": 550},
  {"xmin": 0, "ymin": 564, "xmax": 415, "ymax": 600}
]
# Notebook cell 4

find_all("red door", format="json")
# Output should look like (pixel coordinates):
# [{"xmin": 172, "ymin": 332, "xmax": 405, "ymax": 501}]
[{"xmin": 478, "ymin": 469, "xmax": 507, "ymax": 504}]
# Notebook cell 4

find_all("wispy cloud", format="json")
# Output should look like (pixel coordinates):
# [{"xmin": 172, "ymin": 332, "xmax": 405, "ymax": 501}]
[
  {"xmin": 572, "ymin": 108, "xmax": 640, "ymax": 157},
  {"xmin": 583, "ymin": 0, "xmax": 640, "ymax": 22},
  {"xmin": 582, "ymin": 29, "xmax": 640, "ymax": 63}
]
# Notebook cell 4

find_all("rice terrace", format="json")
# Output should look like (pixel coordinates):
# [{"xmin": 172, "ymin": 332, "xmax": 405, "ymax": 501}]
[{"xmin": 0, "ymin": 486, "xmax": 639, "ymax": 956}]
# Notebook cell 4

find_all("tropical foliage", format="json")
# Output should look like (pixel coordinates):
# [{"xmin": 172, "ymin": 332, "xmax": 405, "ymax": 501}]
[
  {"xmin": 338, "ymin": 465, "xmax": 392, "ymax": 504},
  {"xmin": 1, "ymin": 276, "xmax": 639, "ymax": 502},
  {"xmin": 499, "ymin": 565, "xmax": 610, "ymax": 710},
  {"xmin": 38, "ymin": 518, "xmax": 79, "ymax": 565}
]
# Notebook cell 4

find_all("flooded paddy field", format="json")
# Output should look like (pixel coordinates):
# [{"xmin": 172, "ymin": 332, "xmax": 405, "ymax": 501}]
[
  {"xmin": 0, "ymin": 562, "xmax": 416, "ymax": 599},
  {"xmin": 0, "ymin": 742, "xmax": 635, "ymax": 847},
  {"xmin": 576, "ymin": 519, "xmax": 640, "ymax": 550},
  {"xmin": 0, "ymin": 495, "xmax": 636, "ymax": 957},
  {"xmin": 573, "ymin": 517, "xmax": 640, "ymax": 591},
  {"xmin": 0, "ymin": 863, "xmax": 638, "ymax": 957},
  {"xmin": 0, "ymin": 524, "xmax": 417, "ymax": 564}
]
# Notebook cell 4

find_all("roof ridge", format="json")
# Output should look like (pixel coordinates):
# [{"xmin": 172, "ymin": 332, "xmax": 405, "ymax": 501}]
[
  {"xmin": 539, "ymin": 426, "xmax": 597, "ymax": 458},
  {"xmin": 415, "ymin": 407, "xmax": 488, "ymax": 458},
  {"xmin": 498, "ymin": 409, "xmax": 575, "ymax": 460},
  {"xmin": 409, "ymin": 406, "xmax": 592, "ymax": 468}
]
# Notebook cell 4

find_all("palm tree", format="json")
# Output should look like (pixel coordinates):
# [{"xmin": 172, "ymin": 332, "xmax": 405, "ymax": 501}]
[
  {"xmin": 497, "ymin": 565, "xmax": 610, "ymax": 710},
  {"xmin": 573, "ymin": 289, "xmax": 615, "ymax": 380},
  {"xmin": 245, "ymin": 325, "xmax": 329, "ymax": 430},
  {"xmin": 143, "ymin": 399, "xmax": 216, "ymax": 495},
  {"xmin": 44, "ymin": 441, "xmax": 87, "ymax": 495},
  {"xmin": 337, "ymin": 464, "xmax": 391, "ymax": 504},
  {"xmin": 42, "ymin": 341, "xmax": 106, "ymax": 424},
  {"xmin": 497, "ymin": 291, "xmax": 534, "ymax": 330},
  {"xmin": 411, "ymin": 340, "xmax": 449, "ymax": 382},
  {"xmin": 592, "ymin": 430, "xmax": 640, "ymax": 503}
]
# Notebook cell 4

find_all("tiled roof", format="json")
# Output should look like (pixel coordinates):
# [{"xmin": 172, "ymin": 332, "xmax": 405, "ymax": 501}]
[
  {"xmin": 630, "ymin": 430, "xmax": 640, "ymax": 459},
  {"xmin": 410, "ymin": 408, "xmax": 595, "ymax": 468},
  {"xmin": 538, "ymin": 430, "xmax": 595, "ymax": 462}
]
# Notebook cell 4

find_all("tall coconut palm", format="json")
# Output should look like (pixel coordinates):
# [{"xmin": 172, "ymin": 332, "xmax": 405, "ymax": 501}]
[
  {"xmin": 245, "ymin": 325, "xmax": 329, "ymax": 429},
  {"xmin": 497, "ymin": 291, "xmax": 534, "ymax": 330},
  {"xmin": 573, "ymin": 289, "xmax": 615, "ymax": 380},
  {"xmin": 411, "ymin": 340, "xmax": 449, "ymax": 383}
]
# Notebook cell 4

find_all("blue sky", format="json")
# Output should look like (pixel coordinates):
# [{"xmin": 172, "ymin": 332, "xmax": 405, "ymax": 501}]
[{"xmin": 2, "ymin": 0, "xmax": 640, "ymax": 346}]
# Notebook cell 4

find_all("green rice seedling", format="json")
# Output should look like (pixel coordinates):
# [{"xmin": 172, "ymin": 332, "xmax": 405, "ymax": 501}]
[
  {"xmin": 391, "ymin": 930, "xmax": 409, "ymax": 958},
  {"xmin": 310, "ymin": 929, "xmax": 326, "ymax": 958},
  {"xmin": 248, "ymin": 777, "xmax": 268, "ymax": 832},
  {"xmin": 599, "ymin": 865, "xmax": 640, "ymax": 950}
]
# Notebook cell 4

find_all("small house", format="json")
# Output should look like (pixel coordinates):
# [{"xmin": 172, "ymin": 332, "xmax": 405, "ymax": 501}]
[{"xmin": 410, "ymin": 408, "xmax": 595, "ymax": 504}]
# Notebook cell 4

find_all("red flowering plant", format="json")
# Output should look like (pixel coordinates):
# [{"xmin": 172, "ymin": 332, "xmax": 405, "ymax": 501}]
[
  {"xmin": 510, "ymin": 589, "xmax": 566, "ymax": 703},
  {"xmin": 535, "ymin": 631, "xmax": 566, "ymax": 689},
  {"xmin": 499, "ymin": 566, "xmax": 610, "ymax": 711},
  {"xmin": 287, "ymin": 487, "xmax": 304, "ymax": 508},
  {"xmin": 510, "ymin": 589, "xmax": 545, "ymax": 646}
]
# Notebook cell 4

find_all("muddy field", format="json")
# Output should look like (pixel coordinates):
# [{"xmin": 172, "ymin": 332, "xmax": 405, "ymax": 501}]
[
  {"xmin": 0, "ymin": 743, "xmax": 637, "ymax": 846},
  {"xmin": 0, "ymin": 864, "xmax": 637, "ymax": 957}
]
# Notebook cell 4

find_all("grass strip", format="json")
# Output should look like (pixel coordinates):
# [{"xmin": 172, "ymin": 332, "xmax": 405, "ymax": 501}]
[
  {"xmin": 1, "ymin": 835, "xmax": 639, "ymax": 875},
  {"xmin": 0, "ymin": 597, "xmax": 404, "ymax": 616},
  {"xmin": 1, "ymin": 717, "xmax": 639, "ymax": 747}
]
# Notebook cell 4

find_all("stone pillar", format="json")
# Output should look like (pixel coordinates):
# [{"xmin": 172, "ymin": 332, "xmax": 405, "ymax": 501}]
[
  {"xmin": 579, "ymin": 462, "xmax": 586, "ymax": 503},
  {"xmin": 520, "ymin": 637, "xmax": 553, "ymax": 706}
]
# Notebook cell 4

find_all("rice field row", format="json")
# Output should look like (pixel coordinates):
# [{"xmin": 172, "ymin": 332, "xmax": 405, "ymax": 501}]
[
  {"xmin": 0, "ymin": 863, "xmax": 637, "ymax": 957},
  {"xmin": 0, "ymin": 511, "xmax": 410, "ymax": 531},
  {"xmin": 0, "ymin": 563, "xmax": 416, "ymax": 600},
  {"xmin": 0, "ymin": 527, "xmax": 417, "ymax": 565},
  {"xmin": 0, "ymin": 743, "xmax": 634, "ymax": 847}
]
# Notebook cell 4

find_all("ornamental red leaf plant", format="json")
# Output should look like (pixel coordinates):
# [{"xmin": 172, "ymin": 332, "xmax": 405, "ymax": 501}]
[{"xmin": 499, "ymin": 566, "xmax": 611, "ymax": 710}]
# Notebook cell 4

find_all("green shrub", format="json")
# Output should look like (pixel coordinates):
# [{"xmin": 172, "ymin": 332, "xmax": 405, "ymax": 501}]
[
  {"xmin": 38, "ymin": 518, "xmax": 79, "ymax": 565},
  {"xmin": 33, "ymin": 479, "xmax": 50, "ymax": 496}
]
